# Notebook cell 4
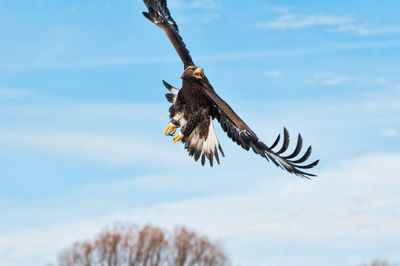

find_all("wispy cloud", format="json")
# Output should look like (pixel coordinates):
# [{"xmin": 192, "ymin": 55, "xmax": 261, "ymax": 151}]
[
  {"xmin": 0, "ymin": 129, "xmax": 183, "ymax": 168},
  {"xmin": 0, "ymin": 56, "xmax": 179, "ymax": 70},
  {"xmin": 169, "ymin": 0, "xmax": 216, "ymax": 10},
  {"xmin": 0, "ymin": 88, "xmax": 30, "ymax": 99},
  {"xmin": 382, "ymin": 129, "xmax": 399, "ymax": 137},
  {"xmin": 199, "ymin": 40, "xmax": 400, "ymax": 63},
  {"xmin": 264, "ymin": 70, "xmax": 281, "ymax": 78},
  {"xmin": 2, "ymin": 40, "xmax": 400, "ymax": 70},
  {"xmin": 306, "ymin": 72, "xmax": 399, "ymax": 89},
  {"xmin": 332, "ymin": 24, "xmax": 400, "ymax": 35},
  {"xmin": 255, "ymin": 14, "xmax": 354, "ymax": 30},
  {"xmin": 255, "ymin": 10, "xmax": 400, "ymax": 35},
  {"xmin": 1, "ymin": 153, "xmax": 400, "ymax": 266},
  {"xmin": 307, "ymin": 73, "xmax": 350, "ymax": 86},
  {"xmin": 169, "ymin": 0, "xmax": 219, "ymax": 23}
]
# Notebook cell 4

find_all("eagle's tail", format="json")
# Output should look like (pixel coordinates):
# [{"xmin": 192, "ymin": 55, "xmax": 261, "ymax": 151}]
[{"xmin": 185, "ymin": 117, "xmax": 224, "ymax": 167}]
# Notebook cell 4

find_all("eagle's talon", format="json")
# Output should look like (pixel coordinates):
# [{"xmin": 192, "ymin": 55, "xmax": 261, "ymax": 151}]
[
  {"xmin": 164, "ymin": 123, "xmax": 177, "ymax": 136},
  {"xmin": 173, "ymin": 132, "xmax": 183, "ymax": 143}
]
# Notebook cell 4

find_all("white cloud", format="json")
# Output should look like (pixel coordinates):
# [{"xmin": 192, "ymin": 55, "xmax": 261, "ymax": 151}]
[
  {"xmin": 362, "ymin": 99, "xmax": 400, "ymax": 112},
  {"xmin": 306, "ymin": 72, "xmax": 399, "ymax": 89},
  {"xmin": 333, "ymin": 24, "xmax": 400, "ymax": 35},
  {"xmin": 3, "ymin": 40, "xmax": 400, "ymax": 70},
  {"xmin": 169, "ymin": 0, "xmax": 216, "ymax": 10},
  {"xmin": 0, "ymin": 130, "xmax": 184, "ymax": 167},
  {"xmin": 264, "ymin": 70, "xmax": 281, "ymax": 78},
  {"xmin": 382, "ymin": 129, "xmax": 399, "ymax": 137},
  {"xmin": 1, "ymin": 153, "xmax": 400, "ymax": 266},
  {"xmin": 0, "ymin": 56, "xmax": 180, "ymax": 70},
  {"xmin": 255, "ymin": 13, "xmax": 354, "ymax": 30},
  {"xmin": 174, "ymin": 12, "xmax": 219, "ymax": 24},
  {"xmin": 195, "ymin": 40, "xmax": 400, "ymax": 63},
  {"xmin": 0, "ymin": 88, "xmax": 30, "ymax": 98},
  {"xmin": 307, "ymin": 72, "xmax": 350, "ymax": 86},
  {"xmin": 256, "ymin": 11, "xmax": 400, "ymax": 36}
]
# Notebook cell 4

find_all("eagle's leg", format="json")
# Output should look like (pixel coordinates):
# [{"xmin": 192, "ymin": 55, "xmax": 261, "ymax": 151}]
[
  {"xmin": 164, "ymin": 119, "xmax": 180, "ymax": 136},
  {"xmin": 173, "ymin": 131, "xmax": 184, "ymax": 143},
  {"xmin": 164, "ymin": 122, "xmax": 177, "ymax": 136},
  {"xmin": 178, "ymin": 110, "xmax": 204, "ymax": 142}
]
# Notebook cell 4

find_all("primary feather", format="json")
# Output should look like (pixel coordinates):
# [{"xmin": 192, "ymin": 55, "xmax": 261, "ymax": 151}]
[{"xmin": 143, "ymin": 0, "xmax": 194, "ymax": 68}]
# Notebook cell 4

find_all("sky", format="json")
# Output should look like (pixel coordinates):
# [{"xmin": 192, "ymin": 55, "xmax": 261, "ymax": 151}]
[{"xmin": 0, "ymin": 0, "xmax": 400, "ymax": 265}]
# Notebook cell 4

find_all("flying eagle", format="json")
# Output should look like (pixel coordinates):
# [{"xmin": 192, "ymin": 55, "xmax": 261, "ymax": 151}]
[{"xmin": 142, "ymin": 0, "xmax": 319, "ymax": 177}]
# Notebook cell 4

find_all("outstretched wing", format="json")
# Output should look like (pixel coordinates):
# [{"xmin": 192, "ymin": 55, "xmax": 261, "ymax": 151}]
[
  {"xmin": 202, "ymin": 83, "xmax": 319, "ymax": 178},
  {"xmin": 143, "ymin": 0, "xmax": 194, "ymax": 68}
]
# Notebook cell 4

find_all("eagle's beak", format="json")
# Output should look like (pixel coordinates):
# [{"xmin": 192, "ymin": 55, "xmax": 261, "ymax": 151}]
[{"xmin": 193, "ymin": 67, "xmax": 203, "ymax": 79}]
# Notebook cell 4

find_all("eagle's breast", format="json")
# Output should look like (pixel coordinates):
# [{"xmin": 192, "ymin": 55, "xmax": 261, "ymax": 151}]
[{"xmin": 181, "ymin": 80, "xmax": 212, "ymax": 114}]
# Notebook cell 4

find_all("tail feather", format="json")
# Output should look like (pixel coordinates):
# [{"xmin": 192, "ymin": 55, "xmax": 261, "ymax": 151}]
[{"xmin": 185, "ymin": 118, "xmax": 224, "ymax": 167}]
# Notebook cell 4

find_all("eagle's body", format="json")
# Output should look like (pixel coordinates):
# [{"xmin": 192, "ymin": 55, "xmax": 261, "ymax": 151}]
[
  {"xmin": 166, "ymin": 66, "xmax": 223, "ymax": 166},
  {"xmin": 142, "ymin": 0, "xmax": 319, "ymax": 177}
]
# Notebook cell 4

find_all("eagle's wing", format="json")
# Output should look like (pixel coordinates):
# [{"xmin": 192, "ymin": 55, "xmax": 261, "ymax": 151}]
[
  {"xmin": 203, "ymin": 86, "xmax": 319, "ymax": 178},
  {"xmin": 143, "ymin": 0, "xmax": 194, "ymax": 68}
]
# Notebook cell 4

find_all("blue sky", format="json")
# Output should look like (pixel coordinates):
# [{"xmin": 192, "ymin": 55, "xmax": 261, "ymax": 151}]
[{"xmin": 1, "ymin": 0, "xmax": 400, "ymax": 265}]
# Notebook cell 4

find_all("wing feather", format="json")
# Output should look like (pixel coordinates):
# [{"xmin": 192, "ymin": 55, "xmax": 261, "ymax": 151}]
[
  {"xmin": 143, "ymin": 0, "xmax": 194, "ymax": 68},
  {"xmin": 283, "ymin": 134, "xmax": 303, "ymax": 159},
  {"xmin": 276, "ymin": 128, "xmax": 290, "ymax": 154},
  {"xmin": 291, "ymin": 146, "xmax": 312, "ymax": 164},
  {"xmin": 201, "ymin": 82, "xmax": 319, "ymax": 178},
  {"xmin": 269, "ymin": 134, "xmax": 281, "ymax": 150}
]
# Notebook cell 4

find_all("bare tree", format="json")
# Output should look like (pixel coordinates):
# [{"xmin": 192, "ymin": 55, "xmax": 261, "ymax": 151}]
[
  {"xmin": 172, "ymin": 227, "xmax": 227, "ymax": 266},
  {"xmin": 58, "ymin": 224, "xmax": 229, "ymax": 266},
  {"xmin": 360, "ymin": 259, "xmax": 399, "ymax": 266}
]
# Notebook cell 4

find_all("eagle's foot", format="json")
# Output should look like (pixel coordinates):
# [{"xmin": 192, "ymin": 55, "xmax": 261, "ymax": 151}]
[
  {"xmin": 164, "ymin": 123, "xmax": 177, "ymax": 136},
  {"xmin": 173, "ymin": 131, "xmax": 183, "ymax": 143}
]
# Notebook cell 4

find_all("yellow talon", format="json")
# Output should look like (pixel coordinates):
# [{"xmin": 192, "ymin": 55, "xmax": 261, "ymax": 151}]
[
  {"xmin": 173, "ymin": 132, "xmax": 183, "ymax": 143},
  {"xmin": 164, "ymin": 124, "xmax": 177, "ymax": 135}
]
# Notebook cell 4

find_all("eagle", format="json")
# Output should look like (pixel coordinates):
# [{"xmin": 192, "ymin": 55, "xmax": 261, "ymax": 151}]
[{"xmin": 142, "ymin": 0, "xmax": 319, "ymax": 178}]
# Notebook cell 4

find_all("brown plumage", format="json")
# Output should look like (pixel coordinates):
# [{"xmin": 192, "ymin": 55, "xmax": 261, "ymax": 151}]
[{"xmin": 143, "ymin": 0, "xmax": 319, "ymax": 178}]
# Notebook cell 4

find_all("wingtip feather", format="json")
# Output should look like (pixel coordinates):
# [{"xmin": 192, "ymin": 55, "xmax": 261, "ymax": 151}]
[{"xmin": 142, "ymin": 12, "xmax": 152, "ymax": 21}]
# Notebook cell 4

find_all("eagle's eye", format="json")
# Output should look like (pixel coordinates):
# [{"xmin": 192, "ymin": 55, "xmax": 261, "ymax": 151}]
[{"xmin": 193, "ymin": 67, "xmax": 203, "ymax": 79}]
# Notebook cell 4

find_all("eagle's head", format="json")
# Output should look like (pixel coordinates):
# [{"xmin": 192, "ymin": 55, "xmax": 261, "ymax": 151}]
[{"xmin": 181, "ymin": 66, "xmax": 204, "ymax": 80}]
